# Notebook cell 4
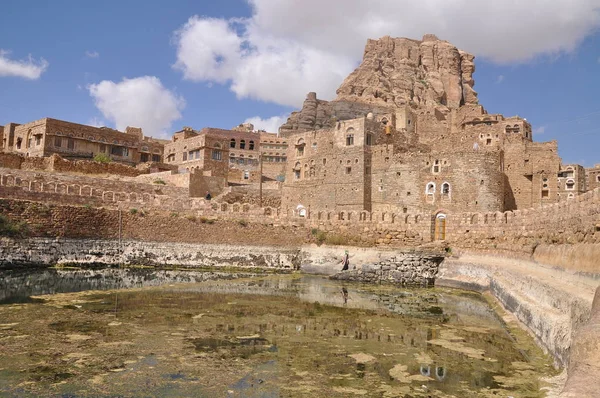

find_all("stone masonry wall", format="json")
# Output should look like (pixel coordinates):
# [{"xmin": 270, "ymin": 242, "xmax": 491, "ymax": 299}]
[
  {"xmin": 0, "ymin": 237, "xmax": 301, "ymax": 270},
  {"xmin": 330, "ymin": 253, "xmax": 445, "ymax": 286},
  {"xmin": 0, "ymin": 152, "xmax": 148, "ymax": 177},
  {"xmin": 0, "ymin": 198, "xmax": 310, "ymax": 246}
]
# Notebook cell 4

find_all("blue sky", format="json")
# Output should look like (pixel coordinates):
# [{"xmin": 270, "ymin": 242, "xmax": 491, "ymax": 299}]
[{"xmin": 1, "ymin": 0, "xmax": 599, "ymax": 166}]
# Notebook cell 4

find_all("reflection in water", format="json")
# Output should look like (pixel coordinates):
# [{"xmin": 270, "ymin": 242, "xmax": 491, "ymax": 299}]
[
  {"xmin": 341, "ymin": 287, "xmax": 348, "ymax": 305},
  {"xmin": 0, "ymin": 268, "xmax": 253, "ymax": 304},
  {"xmin": 0, "ymin": 271, "xmax": 554, "ymax": 397}
]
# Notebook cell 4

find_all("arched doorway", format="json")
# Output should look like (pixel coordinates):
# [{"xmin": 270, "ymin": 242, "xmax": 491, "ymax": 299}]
[{"xmin": 434, "ymin": 213, "xmax": 446, "ymax": 240}]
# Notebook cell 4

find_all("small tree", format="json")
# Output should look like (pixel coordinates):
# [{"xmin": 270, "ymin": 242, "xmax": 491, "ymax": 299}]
[{"xmin": 93, "ymin": 153, "xmax": 111, "ymax": 163}]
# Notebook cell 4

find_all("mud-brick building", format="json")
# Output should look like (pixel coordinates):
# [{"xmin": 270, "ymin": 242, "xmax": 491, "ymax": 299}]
[{"xmin": 0, "ymin": 118, "xmax": 166, "ymax": 165}]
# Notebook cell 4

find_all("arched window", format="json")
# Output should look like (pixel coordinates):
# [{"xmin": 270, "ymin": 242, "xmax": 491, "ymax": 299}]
[
  {"xmin": 566, "ymin": 179, "xmax": 575, "ymax": 190},
  {"xmin": 442, "ymin": 182, "xmax": 450, "ymax": 195},
  {"xmin": 214, "ymin": 142, "xmax": 222, "ymax": 149},
  {"xmin": 230, "ymin": 139, "xmax": 236, "ymax": 148},
  {"xmin": 249, "ymin": 140, "xmax": 254, "ymax": 150},
  {"xmin": 346, "ymin": 127, "xmax": 355, "ymax": 146},
  {"xmin": 426, "ymin": 182, "xmax": 436, "ymax": 195},
  {"xmin": 240, "ymin": 140, "xmax": 246, "ymax": 150}
]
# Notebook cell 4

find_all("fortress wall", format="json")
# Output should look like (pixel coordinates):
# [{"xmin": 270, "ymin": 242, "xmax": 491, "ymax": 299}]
[
  {"xmin": 0, "ymin": 152, "xmax": 150, "ymax": 177},
  {"xmin": 1, "ymin": 161, "xmax": 598, "ymax": 272},
  {"xmin": 0, "ymin": 199, "xmax": 308, "ymax": 246},
  {"xmin": 444, "ymin": 188, "xmax": 600, "ymax": 272},
  {"xmin": 0, "ymin": 167, "xmax": 188, "ymax": 200}
]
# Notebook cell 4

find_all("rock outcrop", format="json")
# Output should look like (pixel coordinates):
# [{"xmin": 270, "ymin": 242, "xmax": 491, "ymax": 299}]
[
  {"xmin": 336, "ymin": 34, "xmax": 478, "ymax": 109},
  {"xmin": 280, "ymin": 34, "xmax": 478, "ymax": 135}
]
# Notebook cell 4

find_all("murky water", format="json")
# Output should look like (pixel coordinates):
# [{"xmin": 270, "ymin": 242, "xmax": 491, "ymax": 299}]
[{"xmin": 0, "ymin": 270, "xmax": 555, "ymax": 397}]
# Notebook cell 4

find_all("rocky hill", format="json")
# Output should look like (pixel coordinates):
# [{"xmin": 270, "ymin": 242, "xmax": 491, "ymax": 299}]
[{"xmin": 280, "ymin": 34, "xmax": 478, "ymax": 135}]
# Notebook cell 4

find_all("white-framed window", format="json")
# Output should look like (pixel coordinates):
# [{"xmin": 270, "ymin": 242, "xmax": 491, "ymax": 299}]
[
  {"xmin": 441, "ymin": 182, "xmax": 450, "ymax": 195},
  {"xmin": 566, "ymin": 179, "xmax": 575, "ymax": 190},
  {"xmin": 426, "ymin": 182, "xmax": 436, "ymax": 195},
  {"xmin": 212, "ymin": 150, "xmax": 221, "ymax": 160}
]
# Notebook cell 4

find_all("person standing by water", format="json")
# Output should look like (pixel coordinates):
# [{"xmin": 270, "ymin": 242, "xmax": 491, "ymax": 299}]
[{"xmin": 341, "ymin": 250, "xmax": 350, "ymax": 271}]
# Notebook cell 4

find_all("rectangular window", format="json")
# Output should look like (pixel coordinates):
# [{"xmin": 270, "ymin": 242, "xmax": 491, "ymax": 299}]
[
  {"xmin": 346, "ymin": 134, "xmax": 354, "ymax": 146},
  {"xmin": 297, "ymin": 147, "xmax": 304, "ymax": 157},
  {"xmin": 366, "ymin": 134, "xmax": 373, "ymax": 146},
  {"xmin": 346, "ymin": 167, "xmax": 352, "ymax": 174},
  {"xmin": 35, "ymin": 135, "xmax": 41, "ymax": 146},
  {"xmin": 140, "ymin": 153, "xmax": 149, "ymax": 162},
  {"xmin": 243, "ymin": 171, "xmax": 250, "ymax": 180},
  {"xmin": 111, "ymin": 146, "xmax": 124, "ymax": 156},
  {"xmin": 541, "ymin": 190, "xmax": 549, "ymax": 198},
  {"xmin": 229, "ymin": 157, "xmax": 235, "ymax": 164},
  {"xmin": 67, "ymin": 138, "xmax": 75, "ymax": 150},
  {"xmin": 152, "ymin": 154, "xmax": 160, "ymax": 162},
  {"xmin": 211, "ymin": 150, "xmax": 221, "ymax": 160},
  {"xmin": 183, "ymin": 152, "xmax": 187, "ymax": 161},
  {"xmin": 54, "ymin": 137, "xmax": 62, "ymax": 147}
]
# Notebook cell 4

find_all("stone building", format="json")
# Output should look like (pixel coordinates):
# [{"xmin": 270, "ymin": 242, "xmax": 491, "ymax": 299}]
[
  {"xmin": 259, "ymin": 132, "xmax": 288, "ymax": 181},
  {"xmin": 586, "ymin": 164, "xmax": 600, "ymax": 192},
  {"xmin": 557, "ymin": 164, "xmax": 587, "ymax": 201},
  {"xmin": 163, "ymin": 127, "xmax": 229, "ymax": 178},
  {"xmin": 164, "ymin": 126, "xmax": 262, "ymax": 184},
  {"xmin": 280, "ymin": 34, "xmax": 578, "ymax": 219},
  {"xmin": 0, "ymin": 118, "xmax": 165, "ymax": 165}
]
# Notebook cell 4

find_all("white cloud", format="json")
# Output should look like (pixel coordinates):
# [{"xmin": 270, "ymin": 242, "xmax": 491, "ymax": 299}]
[
  {"xmin": 88, "ymin": 76, "xmax": 185, "ymax": 138},
  {"xmin": 0, "ymin": 50, "xmax": 48, "ymax": 80},
  {"xmin": 243, "ymin": 115, "xmax": 288, "ymax": 133},
  {"xmin": 496, "ymin": 75, "xmax": 505, "ymax": 84},
  {"xmin": 87, "ymin": 117, "xmax": 105, "ymax": 127},
  {"xmin": 173, "ymin": 0, "xmax": 600, "ymax": 107},
  {"xmin": 85, "ymin": 50, "xmax": 100, "ymax": 59},
  {"xmin": 533, "ymin": 126, "xmax": 546, "ymax": 135}
]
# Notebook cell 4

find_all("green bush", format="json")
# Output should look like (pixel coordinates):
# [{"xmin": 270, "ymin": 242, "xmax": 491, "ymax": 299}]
[
  {"xmin": 185, "ymin": 215, "xmax": 197, "ymax": 222},
  {"xmin": 170, "ymin": 212, "xmax": 179, "ymax": 218},
  {"xmin": 129, "ymin": 208, "xmax": 138, "ymax": 215},
  {"xmin": 324, "ymin": 233, "xmax": 349, "ymax": 246},
  {"xmin": 153, "ymin": 179, "xmax": 167, "ymax": 185},
  {"xmin": 315, "ymin": 230, "xmax": 327, "ymax": 245},
  {"xmin": 237, "ymin": 219, "xmax": 248, "ymax": 227},
  {"xmin": 200, "ymin": 217, "xmax": 215, "ymax": 224},
  {"xmin": 0, "ymin": 215, "xmax": 29, "ymax": 238},
  {"xmin": 93, "ymin": 153, "xmax": 111, "ymax": 163}
]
